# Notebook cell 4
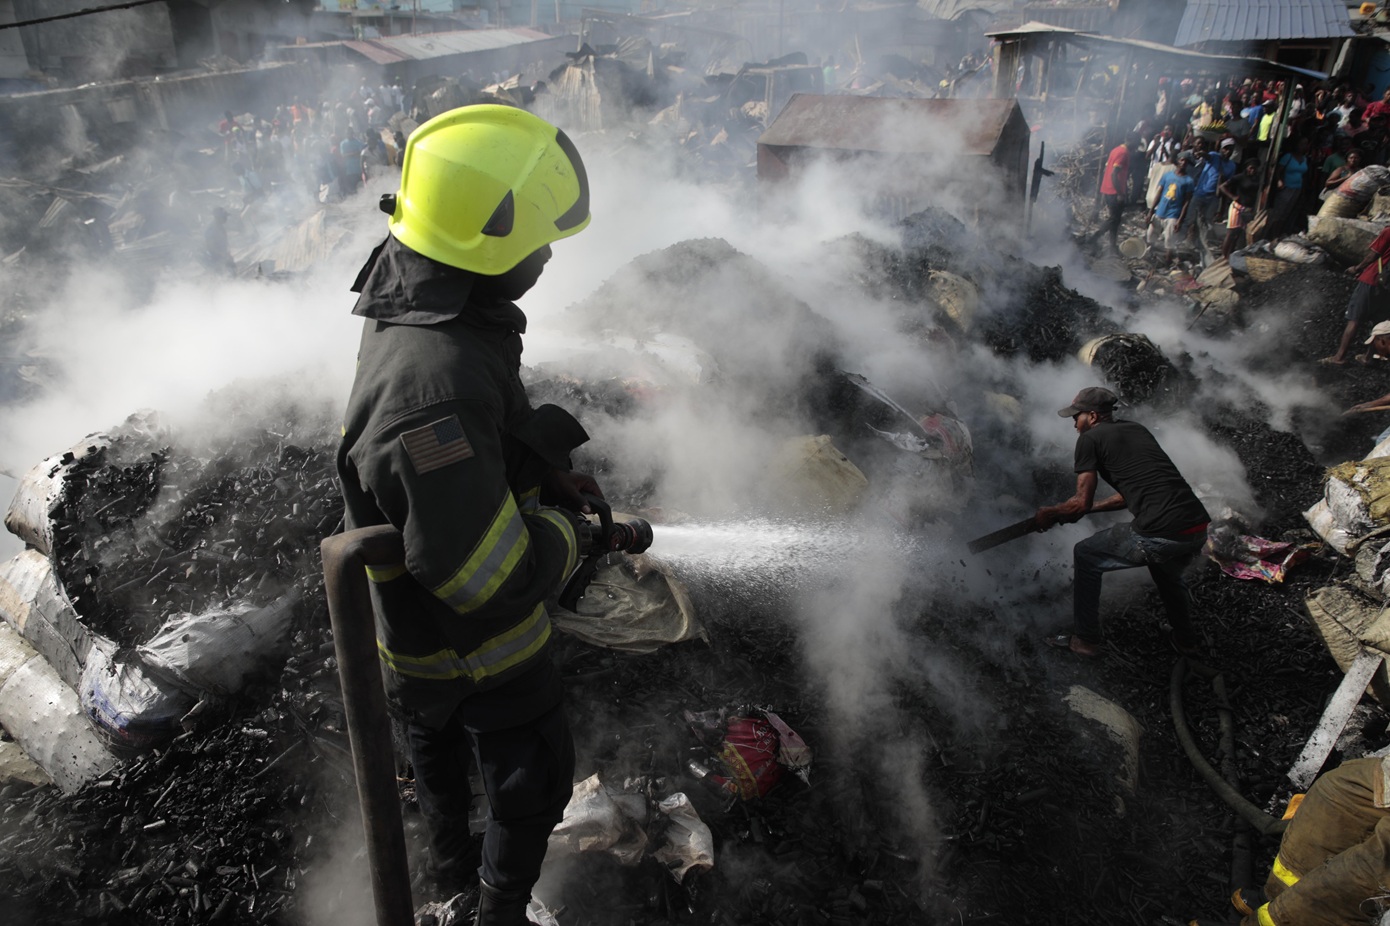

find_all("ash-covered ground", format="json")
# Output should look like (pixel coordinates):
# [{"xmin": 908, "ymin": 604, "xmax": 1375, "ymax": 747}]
[{"xmin": 1, "ymin": 196, "xmax": 1386, "ymax": 926}]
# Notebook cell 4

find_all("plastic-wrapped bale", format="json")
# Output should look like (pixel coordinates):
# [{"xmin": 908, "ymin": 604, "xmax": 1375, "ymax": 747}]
[
  {"xmin": 1354, "ymin": 537, "xmax": 1390, "ymax": 599},
  {"xmin": 3, "ymin": 432, "xmax": 110, "ymax": 557},
  {"xmin": 1306, "ymin": 457, "xmax": 1390, "ymax": 554},
  {"xmin": 926, "ymin": 270, "xmax": 979, "ymax": 334},
  {"xmin": 0, "ymin": 549, "xmax": 98, "ymax": 690},
  {"xmin": 1272, "ymin": 237, "xmax": 1328, "ymax": 265},
  {"xmin": 1306, "ymin": 215, "xmax": 1384, "ymax": 266},
  {"xmin": 0, "ymin": 620, "xmax": 116, "ymax": 793},
  {"xmin": 79, "ymin": 637, "xmax": 193, "ymax": 753},
  {"xmin": 1317, "ymin": 166, "xmax": 1390, "ymax": 219},
  {"xmin": 1077, "ymin": 333, "xmax": 1181, "ymax": 405},
  {"xmin": 136, "ymin": 592, "xmax": 300, "ymax": 697},
  {"xmin": 0, "ymin": 735, "xmax": 49, "ymax": 787},
  {"xmin": 1305, "ymin": 585, "xmax": 1390, "ymax": 703},
  {"xmin": 767, "ymin": 435, "xmax": 868, "ymax": 515}
]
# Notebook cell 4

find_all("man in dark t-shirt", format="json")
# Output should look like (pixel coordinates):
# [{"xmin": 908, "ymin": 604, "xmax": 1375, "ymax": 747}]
[{"xmin": 1034, "ymin": 387, "xmax": 1210, "ymax": 657}]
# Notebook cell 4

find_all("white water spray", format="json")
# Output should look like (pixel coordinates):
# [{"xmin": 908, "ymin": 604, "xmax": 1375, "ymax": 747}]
[{"xmin": 645, "ymin": 518, "xmax": 940, "ymax": 592}]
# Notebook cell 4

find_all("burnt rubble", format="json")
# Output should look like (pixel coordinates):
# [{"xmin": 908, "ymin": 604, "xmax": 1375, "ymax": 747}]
[
  {"xmin": 50, "ymin": 409, "xmax": 342, "ymax": 645},
  {"xmin": 0, "ymin": 146, "xmax": 1386, "ymax": 926}
]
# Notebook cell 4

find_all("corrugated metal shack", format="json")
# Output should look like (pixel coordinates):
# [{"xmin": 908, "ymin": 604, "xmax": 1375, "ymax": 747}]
[
  {"xmin": 756, "ymin": 94, "xmax": 1030, "ymax": 221},
  {"xmin": 1173, "ymin": 0, "xmax": 1354, "ymax": 72},
  {"xmin": 274, "ymin": 27, "xmax": 576, "ymax": 88},
  {"xmin": 987, "ymin": 23, "xmax": 1326, "ymax": 140}
]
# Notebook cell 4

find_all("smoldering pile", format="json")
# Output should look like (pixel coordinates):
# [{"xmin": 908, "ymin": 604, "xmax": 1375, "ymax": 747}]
[
  {"xmin": 0, "ymin": 393, "xmax": 363, "ymax": 925},
  {"xmin": 0, "ymin": 190, "xmax": 1365, "ymax": 926},
  {"xmin": 49, "ymin": 418, "xmax": 340, "ymax": 644}
]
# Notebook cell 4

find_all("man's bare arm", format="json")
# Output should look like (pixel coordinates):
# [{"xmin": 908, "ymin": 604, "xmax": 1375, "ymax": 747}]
[{"xmin": 1035, "ymin": 471, "xmax": 1123, "ymax": 530}]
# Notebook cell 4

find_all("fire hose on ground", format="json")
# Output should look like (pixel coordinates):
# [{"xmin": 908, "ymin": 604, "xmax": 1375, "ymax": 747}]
[
  {"xmin": 321, "ymin": 525, "xmax": 414, "ymax": 926},
  {"xmin": 1170, "ymin": 657, "xmax": 1288, "ymax": 838}
]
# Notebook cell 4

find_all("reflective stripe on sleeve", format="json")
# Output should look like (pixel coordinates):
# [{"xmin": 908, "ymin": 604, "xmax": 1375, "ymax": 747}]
[
  {"xmin": 1270, "ymin": 855, "xmax": 1299, "ymax": 888},
  {"xmin": 518, "ymin": 486, "xmax": 541, "ymax": 513},
  {"xmin": 366, "ymin": 564, "xmax": 407, "ymax": 583},
  {"xmin": 1257, "ymin": 902, "xmax": 1277, "ymax": 926},
  {"xmin": 432, "ymin": 493, "xmax": 530, "ymax": 614},
  {"xmin": 533, "ymin": 508, "xmax": 579, "ymax": 578},
  {"xmin": 377, "ymin": 603, "xmax": 550, "ymax": 681}
]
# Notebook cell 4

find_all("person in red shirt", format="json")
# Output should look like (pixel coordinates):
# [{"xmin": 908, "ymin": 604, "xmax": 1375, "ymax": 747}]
[
  {"xmin": 1088, "ymin": 132, "xmax": 1139, "ymax": 253},
  {"xmin": 1322, "ymin": 225, "xmax": 1390, "ymax": 364},
  {"xmin": 1364, "ymin": 87, "xmax": 1390, "ymax": 123}
]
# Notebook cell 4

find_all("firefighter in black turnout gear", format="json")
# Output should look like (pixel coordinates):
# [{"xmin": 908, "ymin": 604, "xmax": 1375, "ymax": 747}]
[{"xmin": 336, "ymin": 105, "xmax": 596, "ymax": 924}]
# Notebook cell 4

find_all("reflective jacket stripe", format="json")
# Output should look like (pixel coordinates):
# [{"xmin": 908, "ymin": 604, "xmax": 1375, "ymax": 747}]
[
  {"xmin": 533, "ymin": 508, "xmax": 579, "ymax": 578},
  {"xmin": 1257, "ymin": 903, "xmax": 1277, "ymax": 926},
  {"xmin": 518, "ymin": 486, "xmax": 541, "ymax": 513},
  {"xmin": 432, "ymin": 493, "xmax": 530, "ymax": 613},
  {"xmin": 377, "ymin": 603, "xmax": 550, "ymax": 681},
  {"xmin": 1270, "ymin": 855, "xmax": 1298, "ymax": 888},
  {"xmin": 366, "ymin": 564, "xmax": 407, "ymax": 583}
]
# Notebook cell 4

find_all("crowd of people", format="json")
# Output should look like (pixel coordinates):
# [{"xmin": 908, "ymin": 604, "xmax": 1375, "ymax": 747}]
[
  {"xmin": 1089, "ymin": 73, "xmax": 1390, "ymax": 264},
  {"xmin": 217, "ymin": 77, "xmax": 409, "ymax": 207},
  {"xmin": 202, "ymin": 77, "xmax": 414, "ymax": 273}
]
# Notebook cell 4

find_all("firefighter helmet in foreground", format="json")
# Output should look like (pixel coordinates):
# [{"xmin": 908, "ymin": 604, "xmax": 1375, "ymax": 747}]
[{"xmin": 385, "ymin": 105, "xmax": 590, "ymax": 274}]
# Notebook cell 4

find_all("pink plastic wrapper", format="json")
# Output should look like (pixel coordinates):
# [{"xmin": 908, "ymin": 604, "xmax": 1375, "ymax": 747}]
[{"xmin": 1205, "ymin": 531, "xmax": 1311, "ymax": 583}]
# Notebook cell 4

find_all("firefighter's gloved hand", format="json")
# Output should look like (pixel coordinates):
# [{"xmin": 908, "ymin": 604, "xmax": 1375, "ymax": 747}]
[
  {"xmin": 571, "ymin": 513, "xmax": 597, "ymax": 557},
  {"xmin": 543, "ymin": 469, "xmax": 604, "ymax": 513}
]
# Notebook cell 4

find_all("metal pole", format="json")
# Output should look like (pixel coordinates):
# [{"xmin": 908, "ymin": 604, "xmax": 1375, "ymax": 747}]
[
  {"xmin": 1258, "ymin": 87, "xmax": 1294, "ymax": 213},
  {"xmin": 778, "ymin": 0, "xmax": 784, "ymax": 58},
  {"xmin": 321, "ymin": 525, "xmax": 413, "ymax": 926}
]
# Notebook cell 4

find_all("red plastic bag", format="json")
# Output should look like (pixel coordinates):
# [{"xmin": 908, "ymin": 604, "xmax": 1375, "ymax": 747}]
[{"xmin": 712, "ymin": 716, "xmax": 784, "ymax": 799}]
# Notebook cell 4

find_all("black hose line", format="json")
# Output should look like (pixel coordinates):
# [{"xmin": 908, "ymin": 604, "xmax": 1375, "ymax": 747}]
[{"xmin": 1170, "ymin": 658, "xmax": 1288, "ymax": 837}]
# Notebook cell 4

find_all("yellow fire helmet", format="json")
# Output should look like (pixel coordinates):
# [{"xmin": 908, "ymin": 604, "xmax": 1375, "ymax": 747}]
[{"xmin": 385, "ymin": 104, "xmax": 590, "ymax": 275}]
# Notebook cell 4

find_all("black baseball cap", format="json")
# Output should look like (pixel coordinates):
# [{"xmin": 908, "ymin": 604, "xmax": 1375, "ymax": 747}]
[{"xmin": 1058, "ymin": 386, "xmax": 1118, "ymax": 417}]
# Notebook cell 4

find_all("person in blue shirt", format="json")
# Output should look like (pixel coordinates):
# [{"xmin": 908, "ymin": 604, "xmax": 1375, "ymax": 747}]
[
  {"xmin": 1185, "ymin": 138, "xmax": 1239, "ymax": 245},
  {"xmin": 1271, "ymin": 136, "xmax": 1312, "ymax": 237},
  {"xmin": 338, "ymin": 133, "xmax": 366, "ymax": 195},
  {"xmin": 1145, "ymin": 152, "xmax": 1196, "ymax": 264}
]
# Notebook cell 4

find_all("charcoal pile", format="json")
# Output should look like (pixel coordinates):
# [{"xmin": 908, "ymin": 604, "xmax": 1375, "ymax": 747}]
[
  {"xmin": 976, "ymin": 261, "xmax": 1119, "ymax": 363},
  {"xmin": 1197, "ymin": 400, "xmax": 1325, "ymax": 534},
  {"xmin": 853, "ymin": 209, "xmax": 977, "ymax": 301},
  {"xmin": 1, "ymin": 616, "xmax": 358, "ymax": 926},
  {"xmin": 1085, "ymin": 333, "xmax": 1190, "ymax": 406},
  {"xmin": 49, "ymin": 412, "xmax": 342, "ymax": 644},
  {"xmin": 559, "ymin": 237, "xmax": 845, "ymax": 420},
  {"xmin": 0, "ymin": 396, "xmax": 364, "ymax": 925}
]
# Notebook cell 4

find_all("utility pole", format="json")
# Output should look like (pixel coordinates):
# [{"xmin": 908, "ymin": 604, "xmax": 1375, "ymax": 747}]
[{"xmin": 778, "ymin": 0, "xmax": 784, "ymax": 58}]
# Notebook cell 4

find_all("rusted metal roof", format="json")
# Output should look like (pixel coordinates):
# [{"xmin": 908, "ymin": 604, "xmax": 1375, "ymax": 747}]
[
  {"xmin": 995, "ymin": 3, "xmax": 1113, "ymax": 34},
  {"xmin": 985, "ymin": 21, "xmax": 1328, "ymax": 81},
  {"xmin": 1173, "ymin": 0, "xmax": 1354, "ymax": 47},
  {"xmin": 758, "ymin": 94, "xmax": 1022, "ymax": 156},
  {"xmin": 340, "ymin": 27, "xmax": 556, "ymax": 65}
]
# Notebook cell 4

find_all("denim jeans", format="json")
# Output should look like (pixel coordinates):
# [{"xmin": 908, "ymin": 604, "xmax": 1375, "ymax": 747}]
[
  {"xmin": 1073, "ymin": 522, "xmax": 1205, "ymax": 645},
  {"xmin": 1190, "ymin": 193, "xmax": 1221, "ymax": 237}
]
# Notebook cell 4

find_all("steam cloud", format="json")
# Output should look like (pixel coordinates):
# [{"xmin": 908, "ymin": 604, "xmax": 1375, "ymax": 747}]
[{"xmin": 0, "ymin": 76, "xmax": 1299, "ymax": 908}]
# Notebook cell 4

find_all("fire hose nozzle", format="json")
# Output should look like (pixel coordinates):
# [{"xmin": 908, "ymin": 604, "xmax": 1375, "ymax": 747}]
[
  {"xmin": 574, "ymin": 513, "xmax": 653, "ymax": 555},
  {"xmin": 559, "ymin": 496, "xmax": 654, "ymax": 611},
  {"xmin": 606, "ymin": 517, "xmax": 653, "ymax": 555},
  {"xmin": 570, "ymin": 494, "xmax": 653, "ymax": 556}
]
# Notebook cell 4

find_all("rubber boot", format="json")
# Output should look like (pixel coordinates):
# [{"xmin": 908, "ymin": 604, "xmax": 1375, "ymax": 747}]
[{"xmin": 475, "ymin": 880, "xmax": 531, "ymax": 926}]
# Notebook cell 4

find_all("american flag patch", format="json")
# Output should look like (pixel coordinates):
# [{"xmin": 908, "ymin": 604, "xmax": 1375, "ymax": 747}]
[{"xmin": 401, "ymin": 415, "xmax": 474, "ymax": 474}]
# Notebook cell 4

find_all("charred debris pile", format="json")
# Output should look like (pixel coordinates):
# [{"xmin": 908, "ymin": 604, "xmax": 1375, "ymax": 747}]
[{"xmin": 0, "ymin": 207, "xmax": 1370, "ymax": 926}]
